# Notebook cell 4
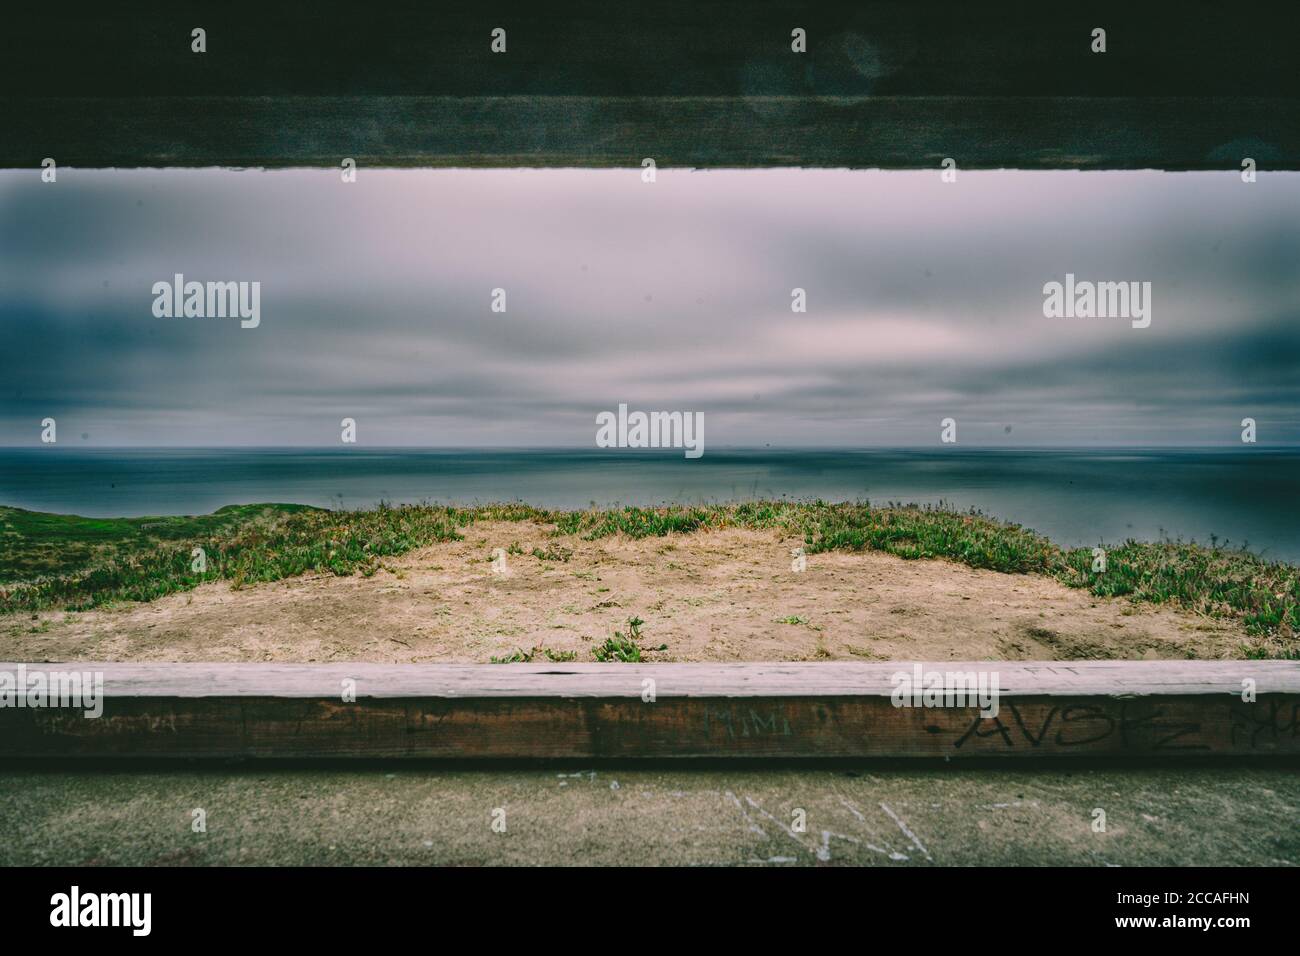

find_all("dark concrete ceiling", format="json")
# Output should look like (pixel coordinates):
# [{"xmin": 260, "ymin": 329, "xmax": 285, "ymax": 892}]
[{"xmin": 4, "ymin": 0, "xmax": 1297, "ymax": 169}]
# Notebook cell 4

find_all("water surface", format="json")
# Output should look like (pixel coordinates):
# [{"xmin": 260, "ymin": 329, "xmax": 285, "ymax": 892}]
[{"xmin": 2, "ymin": 447, "xmax": 1296, "ymax": 561}]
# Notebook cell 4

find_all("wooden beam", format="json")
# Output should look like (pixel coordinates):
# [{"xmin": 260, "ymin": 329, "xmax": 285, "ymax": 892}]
[{"xmin": 1, "ymin": 661, "xmax": 1296, "ymax": 760}]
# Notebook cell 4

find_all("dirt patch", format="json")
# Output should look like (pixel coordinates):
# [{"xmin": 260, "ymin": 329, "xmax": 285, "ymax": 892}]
[{"xmin": 1, "ymin": 521, "xmax": 1250, "ymax": 663}]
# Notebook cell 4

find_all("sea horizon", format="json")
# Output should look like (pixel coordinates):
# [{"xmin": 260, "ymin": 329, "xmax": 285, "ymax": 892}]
[
  {"xmin": 5, "ymin": 443, "xmax": 1298, "ymax": 449},
  {"xmin": 3, "ymin": 446, "xmax": 1297, "ymax": 562}
]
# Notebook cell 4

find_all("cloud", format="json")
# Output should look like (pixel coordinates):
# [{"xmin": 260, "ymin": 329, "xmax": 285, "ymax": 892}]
[{"xmin": 1, "ymin": 168, "xmax": 1296, "ymax": 446}]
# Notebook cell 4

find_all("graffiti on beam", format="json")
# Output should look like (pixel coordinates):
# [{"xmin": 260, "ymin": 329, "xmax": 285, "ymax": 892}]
[
  {"xmin": 704, "ymin": 707, "xmax": 793, "ymax": 740},
  {"xmin": 952, "ymin": 699, "xmax": 1209, "ymax": 752}
]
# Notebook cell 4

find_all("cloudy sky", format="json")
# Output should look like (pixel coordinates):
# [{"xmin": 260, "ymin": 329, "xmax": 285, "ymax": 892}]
[{"xmin": 0, "ymin": 168, "xmax": 1296, "ymax": 446}]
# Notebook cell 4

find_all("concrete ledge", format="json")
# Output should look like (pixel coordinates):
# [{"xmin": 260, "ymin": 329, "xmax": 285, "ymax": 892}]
[{"xmin": 1, "ymin": 661, "xmax": 1296, "ymax": 759}]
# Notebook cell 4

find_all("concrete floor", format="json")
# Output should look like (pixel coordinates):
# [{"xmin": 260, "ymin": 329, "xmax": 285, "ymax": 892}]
[{"xmin": 2, "ymin": 762, "xmax": 1296, "ymax": 866}]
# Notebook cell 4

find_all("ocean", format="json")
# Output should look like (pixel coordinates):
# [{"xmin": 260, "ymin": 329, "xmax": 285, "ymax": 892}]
[{"xmin": 2, "ymin": 447, "xmax": 1297, "ymax": 562}]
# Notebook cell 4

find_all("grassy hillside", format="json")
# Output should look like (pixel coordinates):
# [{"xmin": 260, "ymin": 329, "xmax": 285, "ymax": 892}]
[
  {"xmin": 0, "ymin": 504, "xmax": 319, "ymax": 580},
  {"xmin": 1, "ymin": 500, "xmax": 1296, "ymax": 656}
]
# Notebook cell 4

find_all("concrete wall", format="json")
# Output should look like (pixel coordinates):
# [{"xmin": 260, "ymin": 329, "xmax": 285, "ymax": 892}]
[{"xmin": 4, "ymin": 1, "xmax": 1297, "ymax": 168}]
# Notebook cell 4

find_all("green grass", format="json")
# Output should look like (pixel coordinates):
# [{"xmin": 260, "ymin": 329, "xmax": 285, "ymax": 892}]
[
  {"xmin": 0, "ymin": 502, "xmax": 469, "ymax": 613},
  {"xmin": 489, "ymin": 645, "xmax": 578, "ymax": 664},
  {"xmin": 0, "ymin": 503, "xmax": 318, "ymax": 580},
  {"xmin": 2, "ymin": 499, "xmax": 1296, "ymax": 656},
  {"xmin": 592, "ymin": 617, "xmax": 666, "ymax": 662},
  {"xmin": 531, "ymin": 544, "xmax": 573, "ymax": 562},
  {"xmin": 776, "ymin": 615, "xmax": 821, "ymax": 630}
]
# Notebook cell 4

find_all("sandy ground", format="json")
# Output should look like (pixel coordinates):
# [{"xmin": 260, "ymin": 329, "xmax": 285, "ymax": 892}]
[
  {"xmin": 3, "ymin": 522, "xmax": 1249, "ymax": 663},
  {"xmin": 1, "ymin": 762, "xmax": 1294, "ymax": 866}
]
